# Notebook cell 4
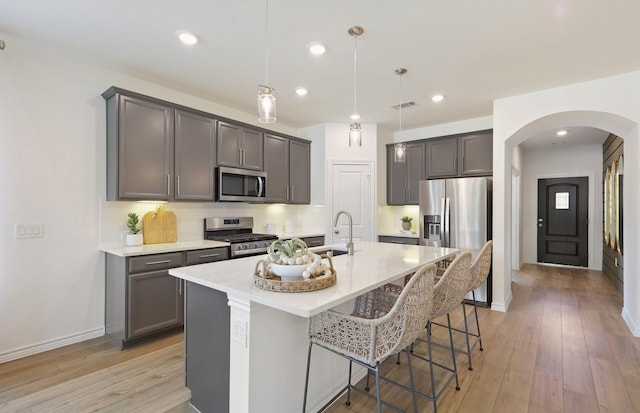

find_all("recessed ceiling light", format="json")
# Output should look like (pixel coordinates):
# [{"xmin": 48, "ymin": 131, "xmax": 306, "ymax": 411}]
[
  {"xmin": 176, "ymin": 30, "xmax": 198, "ymax": 46},
  {"xmin": 309, "ymin": 43, "xmax": 326, "ymax": 56},
  {"xmin": 295, "ymin": 87, "xmax": 308, "ymax": 96},
  {"xmin": 557, "ymin": 130, "xmax": 568, "ymax": 136},
  {"xmin": 431, "ymin": 94, "xmax": 444, "ymax": 103}
]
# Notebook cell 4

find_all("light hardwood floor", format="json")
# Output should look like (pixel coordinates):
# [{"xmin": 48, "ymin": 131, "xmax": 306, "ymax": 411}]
[{"xmin": 2, "ymin": 264, "xmax": 639, "ymax": 412}]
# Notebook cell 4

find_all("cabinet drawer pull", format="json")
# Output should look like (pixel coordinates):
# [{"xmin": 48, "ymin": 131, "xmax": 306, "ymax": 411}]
[
  {"xmin": 199, "ymin": 253, "xmax": 220, "ymax": 258},
  {"xmin": 146, "ymin": 259, "xmax": 173, "ymax": 265}
]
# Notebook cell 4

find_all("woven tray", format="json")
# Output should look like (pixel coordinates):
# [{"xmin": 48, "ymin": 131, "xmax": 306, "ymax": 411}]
[{"xmin": 253, "ymin": 255, "xmax": 336, "ymax": 293}]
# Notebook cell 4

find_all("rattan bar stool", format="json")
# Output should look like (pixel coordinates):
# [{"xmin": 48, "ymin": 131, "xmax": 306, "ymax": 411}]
[
  {"xmin": 302, "ymin": 263, "xmax": 437, "ymax": 413},
  {"xmin": 408, "ymin": 251, "xmax": 473, "ymax": 413},
  {"xmin": 429, "ymin": 241, "xmax": 493, "ymax": 371},
  {"xmin": 460, "ymin": 240, "xmax": 492, "ymax": 368}
]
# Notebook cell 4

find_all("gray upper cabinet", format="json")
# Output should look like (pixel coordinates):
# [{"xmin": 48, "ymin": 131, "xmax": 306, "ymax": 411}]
[
  {"xmin": 174, "ymin": 109, "xmax": 216, "ymax": 201},
  {"xmin": 263, "ymin": 134, "xmax": 310, "ymax": 204},
  {"xmin": 426, "ymin": 130, "xmax": 493, "ymax": 178},
  {"xmin": 217, "ymin": 121, "xmax": 263, "ymax": 171},
  {"xmin": 387, "ymin": 143, "xmax": 425, "ymax": 205},
  {"xmin": 105, "ymin": 90, "xmax": 174, "ymax": 200},
  {"xmin": 458, "ymin": 131, "xmax": 492, "ymax": 176},
  {"xmin": 427, "ymin": 138, "xmax": 458, "ymax": 178},
  {"xmin": 264, "ymin": 134, "xmax": 289, "ymax": 202},
  {"xmin": 289, "ymin": 139, "xmax": 311, "ymax": 204}
]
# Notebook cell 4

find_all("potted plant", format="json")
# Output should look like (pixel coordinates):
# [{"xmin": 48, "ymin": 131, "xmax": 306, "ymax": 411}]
[
  {"xmin": 401, "ymin": 216, "xmax": 413, "ymax": 231},
  {"xmin": 125, "ymin": 212, "xmax": 143, "ymax": 246}
]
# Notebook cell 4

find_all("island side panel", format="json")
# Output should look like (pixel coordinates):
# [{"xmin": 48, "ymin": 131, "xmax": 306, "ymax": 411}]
[
  {"xmin": 227, "ymin": 294, "xmax": 365, "ymax": 413},
  {"xmin": 185, "ymin": 281, "xmax": 230, "ymax": 413}
]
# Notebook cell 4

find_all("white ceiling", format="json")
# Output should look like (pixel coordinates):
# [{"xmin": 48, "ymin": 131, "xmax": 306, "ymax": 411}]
[{"xmin": 2, "ymin": 0, "xmax": 640, "ymax": 142}]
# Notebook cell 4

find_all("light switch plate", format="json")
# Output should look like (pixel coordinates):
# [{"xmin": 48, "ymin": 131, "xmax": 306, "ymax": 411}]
[{"xmin": 15, "ymin": 223, "xmax": 44, "ymax": 239}]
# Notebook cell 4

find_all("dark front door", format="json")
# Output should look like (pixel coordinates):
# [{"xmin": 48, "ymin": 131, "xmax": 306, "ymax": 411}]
[{"xmin": 537, "ymin": 177, "xmax": 589, "ymax": 266}]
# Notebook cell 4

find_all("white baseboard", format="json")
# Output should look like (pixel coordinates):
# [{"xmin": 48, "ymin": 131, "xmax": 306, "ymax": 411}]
[
  {"xmin": 0, "ymin": 327, "xmax": 105, "ymax": 364},
  {"xmin": 491, "ymin": 289, "xmax": 512, "ymax": 312},
  {"xmin": 622, "ymin": 307, "xmax": 640, "ymax": 337}
]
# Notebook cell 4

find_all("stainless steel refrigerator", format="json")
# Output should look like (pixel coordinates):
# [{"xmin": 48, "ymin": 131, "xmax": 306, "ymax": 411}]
[{"xmin": 419, "ymin": 177, "xmax": 492, "ymax": 306}]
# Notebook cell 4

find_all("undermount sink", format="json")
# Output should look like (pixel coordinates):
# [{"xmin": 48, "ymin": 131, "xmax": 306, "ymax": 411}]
[{"xmin": 311, "ymin": 248, "xmax": 349, "ymax": 257}]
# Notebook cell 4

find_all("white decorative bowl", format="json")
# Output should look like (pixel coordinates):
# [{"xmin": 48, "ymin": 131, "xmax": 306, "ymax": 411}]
[{"xmin": 270, "ymin": 263, "xmax": 307, "ymax": 280}]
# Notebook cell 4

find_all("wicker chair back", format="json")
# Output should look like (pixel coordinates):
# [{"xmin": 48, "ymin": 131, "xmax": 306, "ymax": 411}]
[
  {"xmin": 469, "ymin": 240, "xmax": 492, "ymax": 291},
  {"xmin": 430, "ymin": 251, "xmax": 472, "ymax": 320},
  {"xmin": 309, "ymin": 263, "xmax": 436, "ymax": 366}
]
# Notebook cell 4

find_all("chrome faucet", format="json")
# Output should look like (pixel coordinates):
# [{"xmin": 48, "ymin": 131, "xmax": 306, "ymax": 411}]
[{"xmin": 333, "ymin": 210, "xmax": 354, "ymax": 255}]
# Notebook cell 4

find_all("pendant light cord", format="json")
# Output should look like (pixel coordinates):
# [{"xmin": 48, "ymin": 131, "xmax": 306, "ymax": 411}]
[
  {"xmin": 353, "ymin": 34, "xmax": 357, "ymax": 116},
  {"xmin": 264, "ymin": 0, "xmax": 269, "ymax": 86},
  {"xmin": 399, "ymin": 72, "xmax": 403, "ymax": 136}
]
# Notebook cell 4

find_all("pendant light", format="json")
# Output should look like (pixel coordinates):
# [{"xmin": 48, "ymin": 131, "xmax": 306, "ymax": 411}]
[
  {"xmin": 348, "ymin": 26, "xmax": 363, "ymax": 147},
  {"xmin": 257, "ymin": 0, "xmax": 276, "ymax": 123},
  {"xmin": 394, "ymin": 68, "xmax": 408, "ymax": 162}
]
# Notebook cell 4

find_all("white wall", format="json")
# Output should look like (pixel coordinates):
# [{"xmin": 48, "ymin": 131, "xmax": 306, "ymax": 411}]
[
  {"xmin": 492, "ymin": 71, "xmax": 640, "ymax": 336},
  {"xmin": 520, "ymin": 144, "xmax": 603, "ymax": 269},
  {"xmin": 0, "ymin": 34, "xmax": 315, "ymax": 361}
]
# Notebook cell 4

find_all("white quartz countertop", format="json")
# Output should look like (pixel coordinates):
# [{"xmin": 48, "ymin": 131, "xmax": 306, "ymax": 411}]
[
  {"xmin": 101, "ymin": 240, "xmax": 230, "ymax": 257},
  {"xmin": 169, "ymin": 241, "xmax": 458, "ymax": 318}
]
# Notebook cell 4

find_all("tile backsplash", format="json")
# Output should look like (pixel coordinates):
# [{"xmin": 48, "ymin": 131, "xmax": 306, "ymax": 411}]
[{"xmin": 100, "ymin": 199, "xmax": 326, "ymax": 246}]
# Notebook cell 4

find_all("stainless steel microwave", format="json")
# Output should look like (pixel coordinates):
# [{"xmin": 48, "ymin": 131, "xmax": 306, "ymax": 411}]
[{"xmin": 216, "ymin": 166, "xmax": 267, "ymax": 202}]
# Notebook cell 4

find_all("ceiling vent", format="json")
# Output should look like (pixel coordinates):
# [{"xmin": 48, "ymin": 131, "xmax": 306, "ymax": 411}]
[{"xmin": 391, "ymin": 101, "xmax": 416, "ymax": 109}]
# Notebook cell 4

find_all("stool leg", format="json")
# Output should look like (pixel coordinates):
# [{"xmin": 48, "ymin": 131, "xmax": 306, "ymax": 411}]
[
  {"xmin": 426, "ymin": 328, "xmax": 438, "ymax": 413},
  {"xmin": 447, "ymin": 313, "xmax": 460, "ymax": 391},
  {"xmin": 472, "ymin": 291, "xmax": 484, "ymax": 351},
  {"xmin": 365, "ymin": 369, "xmax": 370, "ymax": 391},
  {"xmin": 406, "ymin": 349, "xmax": 418, "ymax": 413},
  {"xmin": 374, "ymin": 363, "xmax": 382, "ymax": 413},
  {"xmin": 346, "ymin": 360, "xmax": 353, "ymax": 406},
  {"xmin": 462, "ymin": 302, "xmax": 473, "ymax": 370},
  {"xmin": 303, "ymin": 342, "xmax": 313, "ymax": 413}
]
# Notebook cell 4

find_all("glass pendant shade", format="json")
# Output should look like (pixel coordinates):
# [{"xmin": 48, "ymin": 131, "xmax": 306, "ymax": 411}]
[
  {"xmin": 394, "ymin": 143, "xmax": 407, "ymax": 162},
  {"xmin": 349, "ymin": 122, "xmax": 362, "ymax": 147},
  {"xmin": 257, "ymin": 85, "xmax": 276, "ymax": 123}
]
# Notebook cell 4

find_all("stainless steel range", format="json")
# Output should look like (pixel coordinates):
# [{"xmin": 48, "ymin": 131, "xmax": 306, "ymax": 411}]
[{"xmin": 204, "ymin": 217, "xmax": 278, "ymax": 258}]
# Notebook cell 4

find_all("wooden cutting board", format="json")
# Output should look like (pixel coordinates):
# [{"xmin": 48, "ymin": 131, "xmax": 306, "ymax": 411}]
[{"xmin": 142, "ymin": 206, "xmax": 177, "ymax": 244}]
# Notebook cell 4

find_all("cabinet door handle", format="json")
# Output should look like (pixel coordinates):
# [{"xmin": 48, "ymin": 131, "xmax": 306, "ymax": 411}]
[
  {"xmin": 146, "ymin": 260, "xmax": 173, "ymax": 265},
  {"xmin": 167, "ymin": 175, "xmax": 171, "ymax": 196},
  {"xmin": 176, "ymin": 175, "xmax": 180, "ymax": 196},
  {"xmin": 179, "ymin": 279, "xmax": 183, "ymax": 296},
  {"xmin": 199, "ymin": 253, "xmax": 220, "ymax": 258},
  {"xmin": 291, "ymin": 186, "xmax": 294, "ymax": 201},
  {"xmin": 286, "ymin": 185, "xmax": 289, "ymax": 201}
]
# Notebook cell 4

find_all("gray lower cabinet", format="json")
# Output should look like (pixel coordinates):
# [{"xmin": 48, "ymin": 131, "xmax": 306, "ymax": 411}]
[
  {"xmin": 263, "ymin": 134, "xmax": 311, "ymax": 204},
  {"xmin": 217, "ymin": 121, "xmax": 263, "ymax": 171},
  {"xmin": 387, "ymin": 143, "xmax": 426, "ymax": 205},
  {"xmin": 378, "ymin": 235, "xmax": 419, "ymax": 245},
  {"xmin": 105, "ymin": 247, "xmax": 229, "ymax": 349}
]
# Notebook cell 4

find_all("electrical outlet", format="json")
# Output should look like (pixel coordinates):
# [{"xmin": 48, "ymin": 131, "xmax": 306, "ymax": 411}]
[{"xmin": 232, "ymin": 317, "xmax": 247, "ymax": 347}]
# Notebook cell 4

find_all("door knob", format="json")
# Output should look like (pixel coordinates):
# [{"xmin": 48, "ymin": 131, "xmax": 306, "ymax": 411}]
[{"xmin": 334, "ymin": 229, "xmax": 339, "ymax": 234}]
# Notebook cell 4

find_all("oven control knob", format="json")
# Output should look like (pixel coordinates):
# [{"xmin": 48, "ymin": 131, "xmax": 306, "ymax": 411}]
[{"xmin": 238, "ymin": 244, "xmax": 245, "ymax": 250}]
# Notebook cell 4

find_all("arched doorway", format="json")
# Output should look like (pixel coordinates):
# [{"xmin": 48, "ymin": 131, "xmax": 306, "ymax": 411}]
[{"xmin": 492, "ymin": 102, "xmax": 639, "ymax": 336}]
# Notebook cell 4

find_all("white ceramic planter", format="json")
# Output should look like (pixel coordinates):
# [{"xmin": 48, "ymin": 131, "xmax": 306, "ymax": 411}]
[{"xmin": 125, "ymin": 233, "xmax": 143, "ymax": 246}]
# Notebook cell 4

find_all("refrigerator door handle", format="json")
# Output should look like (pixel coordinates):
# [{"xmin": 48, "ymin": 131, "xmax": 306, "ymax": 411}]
[{"xmin": 444, "ymin": 197, "xmax": 451, "ymax": 247}]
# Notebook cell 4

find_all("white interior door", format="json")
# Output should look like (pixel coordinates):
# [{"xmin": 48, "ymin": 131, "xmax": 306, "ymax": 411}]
[{"xmin": 328, "ymin": 162, "xmax": 374, "ymax": 245}]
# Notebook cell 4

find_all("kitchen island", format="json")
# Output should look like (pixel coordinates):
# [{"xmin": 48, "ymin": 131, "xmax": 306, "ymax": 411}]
[{"xmin": 169, "ymin": 241, "xmax": 458, "ymax": 413}]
